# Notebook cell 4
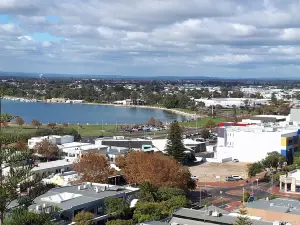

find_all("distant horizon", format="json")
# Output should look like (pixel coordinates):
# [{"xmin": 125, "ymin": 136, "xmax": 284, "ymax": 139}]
[
  {"xmin": 1, "ymin": 1, "xmax": 300, "ymax": 78},
  {"xmin": 0, "ymin": 71, "xmax": 300, "ymax": 81}
]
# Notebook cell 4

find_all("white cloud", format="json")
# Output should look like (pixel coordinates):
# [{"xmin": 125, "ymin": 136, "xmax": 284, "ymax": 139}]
[
  {"xmin": 1, "ymin": 0, "xmax": 300, "ymax": 77},
  {"xmin": 203, "ymin": 54, "xmax": 254, "ymax": 64}
]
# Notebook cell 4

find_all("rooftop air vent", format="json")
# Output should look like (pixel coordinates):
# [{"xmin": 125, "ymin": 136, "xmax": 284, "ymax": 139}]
[{"xmin": 212, "ymin": 211, "xmax": 221, "ymax": 217}]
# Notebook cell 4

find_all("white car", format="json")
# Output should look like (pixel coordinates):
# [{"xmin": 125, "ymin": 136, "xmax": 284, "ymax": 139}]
[
  {"xmin": 191, "ymin": 175, "xmax": 199, "ymax": 180},
  {"xmin": 232, "ymin": 175, "xmax": 243, "ymax": 180},
  {"xmin": 233, "ymin": 159, "xmax": 239, "ymax": 163}
]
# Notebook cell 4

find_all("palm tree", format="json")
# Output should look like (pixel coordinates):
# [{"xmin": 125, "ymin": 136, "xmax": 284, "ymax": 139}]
[
  {"xmin": 139, "ymin": 181, "xmax": 159, "ymax": 202},
  {"xmin": 234, "ymin": 206, "xmax": 252, "ymax": 225}
]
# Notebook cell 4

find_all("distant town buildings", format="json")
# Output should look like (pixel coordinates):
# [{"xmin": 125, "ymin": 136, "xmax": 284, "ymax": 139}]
[
  {"xmin": 46, "ymin": 98, "xmax": 85, "ymax": 104},
  {"xmin": 194, "ymin": 98, "xmax": 270, "ymax": 108},
  {"xmin": 113, "ymin": 99, "xmax": 145, "ymax": 105}
]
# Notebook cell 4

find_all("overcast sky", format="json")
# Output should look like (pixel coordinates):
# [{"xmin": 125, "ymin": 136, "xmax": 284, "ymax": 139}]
[{"xmin": 1, "ymin": 0, "xmax": 300, "ymax": 78}]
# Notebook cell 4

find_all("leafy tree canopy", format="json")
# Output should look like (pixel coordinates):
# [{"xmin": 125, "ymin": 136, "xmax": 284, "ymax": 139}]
[
  {"xmin": 104, "ymin": 197, "xmax": 130, "ymax": 218},
  {"xmin": 72, "ymin": 211, "xmax": 94, "ymax": 225}
]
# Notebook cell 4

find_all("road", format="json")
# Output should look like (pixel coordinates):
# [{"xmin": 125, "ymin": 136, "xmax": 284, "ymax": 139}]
[{"xmin": 189, "ymin": 181, "xmax": 271, "ymax": 209}]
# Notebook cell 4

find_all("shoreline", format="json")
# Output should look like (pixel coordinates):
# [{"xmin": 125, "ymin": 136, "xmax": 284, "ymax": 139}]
[
  {"xmin": 85, "ymin": 102, "xmax": 198, "ymax": 118},
  {"xmin": 3, "ymin": 96, "xmax": 199, "ymax": 119}
]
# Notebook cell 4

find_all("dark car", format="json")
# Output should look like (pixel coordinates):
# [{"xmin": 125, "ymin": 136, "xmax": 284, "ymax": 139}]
[{"xmin": 225, "ymin": 176, "xmax": 237, "ymax": 181}]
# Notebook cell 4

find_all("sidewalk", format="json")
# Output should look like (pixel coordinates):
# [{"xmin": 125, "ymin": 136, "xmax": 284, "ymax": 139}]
[{"xmin": 268, "ymin": 186, "xmax": 300, "ymax": 198}]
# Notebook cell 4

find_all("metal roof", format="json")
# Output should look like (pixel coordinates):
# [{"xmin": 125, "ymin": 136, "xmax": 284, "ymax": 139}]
[
  {"xmin": 247, "ymin": 198, "xmax": 300, "ymax": 215},
  {"xmin": 172, "ymin": 208, "xmax": 272, "ymax": 225},
  {"xmin": 29, "ymin": 183, "xmax": 138, "ymax": 211}
]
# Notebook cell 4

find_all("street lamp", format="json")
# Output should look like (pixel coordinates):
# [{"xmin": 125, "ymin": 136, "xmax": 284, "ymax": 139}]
[{"xmin": 220, "ymin": 191, "xmax": 223, "ymax": 206}]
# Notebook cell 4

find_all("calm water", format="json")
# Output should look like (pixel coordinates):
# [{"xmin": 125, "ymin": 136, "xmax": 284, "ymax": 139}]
[{"xmin": 1, "ymin": 100, "xmax": 186, "ymax": 124}]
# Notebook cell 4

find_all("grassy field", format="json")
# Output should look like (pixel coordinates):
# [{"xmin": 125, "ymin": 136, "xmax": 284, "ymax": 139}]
[
  {"xmin": 2, "ymin": 124, "xmax": 168, "ymax": 137},
  {"xmin": 180, "ymin": 117, "xmax": 226, "ymax": 127},
  {"xmin": 3, "ymin": 116, "xmax": 225, "ymax": 136}
]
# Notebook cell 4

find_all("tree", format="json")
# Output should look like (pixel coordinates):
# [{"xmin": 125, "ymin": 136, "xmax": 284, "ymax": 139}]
[
  {"xmin": 147, "ymin": 117, "xmax": 156, "ymax": 126},
  {"xmin": 197, "ymin": 101, "xmax": 205, "ymax": 108},
  {"xmin": 234, "ymin": 206, "xmax": 252, "ymax": 225},
  {"xmin": 12, "ymin": 140, "xmax": 27, "ymax": 151},
  {"xmin": 62, "ymin": 123, "xmax": 68, "ymax": 127},
  {"xmin": 32, "ymin": 119, "xmax": 42, "ymax": 129},
  {"xmin": 163, "ymin": 95, "xmax": 179, "ymax": 109},
  {"xmin": 73, "ymin": 152, "xmax": 115, "ymax": 183},
  {"xmin": 262, "ymin": 152, "xmax": 286, "ymax": 169},
  {"xmin": 271, "ymin": 93, "xmax": 277, "ymax": 104},
  {"xmin": 247, "ymin": 162, "xmax": 263, "ymax": 177},
  {"xmin": 133, "ymin": 202, "xmax": 164, "ymax": 223},
  {"xmin": 154, "ymin": 119, "xmax": 163, "ymax": 127},
  {"xmin": 157, "ymin": 187, "xmax": 186, "ymax": 201},
  {"xmin": 0, "ymin": 147, "xmax": 36, "ymax": 224},
  {"xmin": 104, "ymin": 197, "xmax": 130, "ymax": 218},
  {"xmin": 121, "ymin": 151, "xmax": 194, "ymax": 190},
  {"xmin": 106, "ymin": 220, "xmax": 134, "ymax": 225},
  {"xmin": 133, "ymin": 195, "xmax": 190, "ymax": 223},
  {"xmin": 204, "ymin": 119, "xmax": 216, "ymax": 129},
  {"xmin": 15, "ymin": 116, "xmax": 25, "ymax": 128},
  {"xmin": 162, "ymin": 195, "xmax": 190, "ymax": 215},
  {"xmin": 0, "ymin": 122, "xmax": 8, "ymax": 128},
  {"xmin": 72, "ymin": 211, "xmax": 94, "ymax": 225},
  {"xmin": 34, "ymin": 140, "xmax": 59, "ymax": 160},
  {"xmin": 165, "ymin": 121, "xmax": 185, "ymax": 163},
  {"xmin": 0, "ymin": 113, "xmax": 14, "ymax": 123},
  {"xmin": 3, "ymin": 209, "xmax": 57, "ymax": 225},
  {"xmin": 200, "ymin": 129, "xmax": 210, "ymax": 139},
  {"xmin": 139, "ymin": 181, "xmax": 159, "ymax": 202},
  {"xmin": 47, "ymin": 122, "xmax": 57, "ymax": 128}
]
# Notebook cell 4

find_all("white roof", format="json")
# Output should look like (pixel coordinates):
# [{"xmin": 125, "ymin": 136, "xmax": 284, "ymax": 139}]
[
  {"xmin": 254, "ymin": 115, "xmax": 287, "ymax": 120},
  {"xmin": 32, "ymin": 160, "xmax": 73, "ymax": 172},
  {"xmin": 58, "ymin": 142, "xmax": 91, "ymax": 148},
  {"xmin": 290, "ymin": 170, "xmax": 300, "ymax": 180},
  {"xmin": 151, "ymin": 139, "xmax": 167, "ymax": 151},
  {"xmin": 183, "ymin": 139, "xmax": 202, "ymax": 145}
]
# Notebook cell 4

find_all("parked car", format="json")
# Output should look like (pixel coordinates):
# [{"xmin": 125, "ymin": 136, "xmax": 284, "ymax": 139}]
[
  {"xmin": 233, "ymin": 159, "xmax": 239, "ymax": 163},
  {"xmin": 191, "ymin": 175, "xmax": 199, "ymax": 180},
  {"xmin": 225, "ymin": 176, "xmax": 236, "ymax": 181},
  {"xmin": 232, "ymin": 175, "xmax": 243, "ymax": 180}
]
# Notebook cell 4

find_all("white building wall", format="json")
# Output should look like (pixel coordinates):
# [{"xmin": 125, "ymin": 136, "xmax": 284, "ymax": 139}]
[{"xmin": 216, "ymin": 131, "xmax": 285, "ymax": 162}]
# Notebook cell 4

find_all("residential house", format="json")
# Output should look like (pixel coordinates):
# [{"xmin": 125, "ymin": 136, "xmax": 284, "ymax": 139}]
[{"xmin": 29, "ymin": 183, "xmax": 139, "ymax": 224}]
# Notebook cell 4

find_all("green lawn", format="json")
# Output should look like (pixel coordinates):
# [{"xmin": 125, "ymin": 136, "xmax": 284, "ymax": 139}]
[
  {"xmin": 180, "ymin": 117, "xmax": 226, "ymax": 127},
  {"xmin": 2, "ymin": 124, "xmax": 168, "ymax": 137}
]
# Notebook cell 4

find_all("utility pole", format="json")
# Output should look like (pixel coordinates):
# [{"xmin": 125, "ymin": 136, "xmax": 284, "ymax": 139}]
[
  {"xmin": 199, "ymin": 186, "xmax": 202, "ymax": 208},
  {"xmin": 243, "ymin": 187, "xmax": 245, "ymax": 204},
  {"xmin": 211, "ymin": 91, "xmax": 214, "ymax": 117}
]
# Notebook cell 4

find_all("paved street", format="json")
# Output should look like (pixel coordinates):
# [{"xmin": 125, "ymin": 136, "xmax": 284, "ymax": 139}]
[{"xmin": 189, "ymin": 180, "xmax": 272, "ymax": 211}]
